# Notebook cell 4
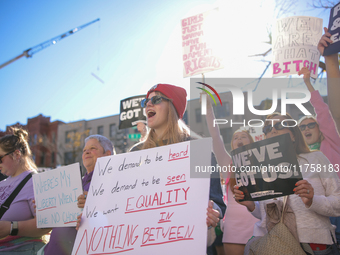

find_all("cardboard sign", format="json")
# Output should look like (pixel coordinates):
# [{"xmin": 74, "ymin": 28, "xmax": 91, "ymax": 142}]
[
  {"xmin": 230, "ymin": 133, "xmax": 302, "ymax": 201},
  {"xmin": 272, "ymin": 16, "xmax": 323, "ymax": 79},
  {"xmin": 182, "ymin": 8, "xmax": 223, "ymax": 77},
  {"xmin": 119, "ymin": 95, "xmax": 146, "ymax": 129},
  {"xmin": 324, "ymin": 2, "xmax": 340, "ymax": 56},
  {"xmin": 33, "ymin": 163, "xmax": 83, "ymax": 227},
  {"xmin": 72, "ymin": 138, "xmax": 212, "ymax": 255}
]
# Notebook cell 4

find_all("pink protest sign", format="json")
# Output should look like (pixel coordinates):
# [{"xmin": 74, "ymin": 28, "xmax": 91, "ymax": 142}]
[
  {"xmin": 182, "ymin": 8, "xmax": 223, "ymax": 77},
  {"xmin": 272, "ymin": 16, "xmax": 323, "ymax": 79}
]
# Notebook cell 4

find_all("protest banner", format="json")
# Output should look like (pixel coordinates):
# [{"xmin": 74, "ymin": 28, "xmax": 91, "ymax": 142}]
[
  {"xmin": 324, "ymin": 2, "xmax": 340, "ymax": 56},
  {"xmin": 272, "ymin": 16, "xmax": 323, "ymax": 79},
  {"xmin": 119, "ymin": 95, "xmax": 146, "ymax": 129},
  {"xmin": 33, "ymin": 163, "xmax": 83, "ymax": 228},
  {"xmin": 182, "ymin": 8, "xmax": 223, "ymax": 77},
  {"xmin": 72, "ymin": 138, "xmax": 212, "ymax": 255},
  {"xmin": 230, "ymin": 133, "xmax": 302, "ymax": 201}
]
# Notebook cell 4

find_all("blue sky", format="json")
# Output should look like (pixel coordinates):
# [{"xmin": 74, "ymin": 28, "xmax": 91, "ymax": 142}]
[{"xmin": 0, "ymin": 0, "xmax": 332, "ymax": 130}]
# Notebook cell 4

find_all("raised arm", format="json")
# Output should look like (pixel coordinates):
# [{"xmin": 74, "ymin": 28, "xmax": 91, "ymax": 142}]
[
  {"xmin": 201, "ymin": 93, "xmax": 233, "ymax": 180},
  {"xmin": 298, "ymin": 67, "xmax": 315, "ymax": 93},
  {"xmin": 298, "ymin": 67, "xmax": 340, "ymax": 149},
  {"xmin": 318, "ymin": 27, "xmax": 340, "ymax": 133}
]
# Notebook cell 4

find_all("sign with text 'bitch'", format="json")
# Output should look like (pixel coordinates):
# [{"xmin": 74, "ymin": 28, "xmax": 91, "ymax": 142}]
[{"xmin": 272, "ymin": 16, "xmax": 322, "ymax": 79}]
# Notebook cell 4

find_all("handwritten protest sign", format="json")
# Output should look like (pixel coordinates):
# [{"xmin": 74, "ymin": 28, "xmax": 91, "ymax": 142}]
[
  {"xmin": 182, "ymin": 8, "xmax": 223, "ymax": 77},
  {"xmin": 272, "ymin": 16, "xmax": 323, "ymax": 79},
  {"xmin": 72, "ymin": 138, "xmax": 212, "ymax": 255},
  {"xmin": 33, "ymin": 163, "xmax": 83, "ymax": 227},
  {"xmin": 119, "ymin": 95, "xmax": 146, "ymax": 129},
  {"xmin": 230, "ymin": 133, "xmax": 302, "ymax": 201},
  {"xmin": 324, "ymin": 2, "xmax": 340, "ymax": 56}
]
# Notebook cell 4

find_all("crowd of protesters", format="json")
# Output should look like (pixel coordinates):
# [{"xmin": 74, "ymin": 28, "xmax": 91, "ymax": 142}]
[
  {"xmin": 206, "ymin": 30, "xmax": 340, "ymax": 255},
  {"xmin": 0, "ymin": 24, "xmax": 339, "ymax": 255}
]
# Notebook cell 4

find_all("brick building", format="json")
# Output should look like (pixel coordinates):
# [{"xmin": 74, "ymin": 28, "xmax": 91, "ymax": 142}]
[
  {"xmin": 0, "ymin": 114, "xmax": 64, "ymax": 169},
  {"xmin": 27, "ymin": 114, "xmax": 64, "ymax": 168}
]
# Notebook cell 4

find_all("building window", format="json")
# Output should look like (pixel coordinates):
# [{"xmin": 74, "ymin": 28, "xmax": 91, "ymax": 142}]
[
  {"xmin": 34, "ymin": 134, "xmax": 37, "ymax": 145},
  {"xmin": 41, "ymin": 152, "xmax": 45, "ymax": 165},
  {"xmin": 98, "ymin": 126, "xmax": 104, "ymax": 135},
  {"xmin": 64, "ymin": 152, "xmax": 74, "ymax": 165},
  {"xmin": 51, "ymin": 152, "xmax": 55, "ymax": 164},
  {"xmin": 220, "ymin": 127, "xmax": 232, "ymax": 145},
  {"xmin": 87, "ymin": 128, "xmax": 92, "ymax": 136},
  {"xmin": 213, "ymin": 102, "xmax": 230, "ymax": 118},
  {"xmin": 52, "ymin": 132, "xmax": 56, "ymax": 144},
  {"xmin": 195, "ymin": 108, "xmax": 202, "ymax": 123},
  {"xmin": 225, "ymin": 102, "xmax": 230, "ymax": 116},
  {"xmin": 65, "ymin": 130, "xmax": 76, "ymax": 143},
  {"xmin": 43, "ymin": 134, "xmax": 47, "ymax": 145},
  {"xmin": 182, "ymin": 111, "xmax": 188, "ymax": 125},
  {"xmin": 110, "ymin": 124, "xmax": 116, "ymax": 138}
]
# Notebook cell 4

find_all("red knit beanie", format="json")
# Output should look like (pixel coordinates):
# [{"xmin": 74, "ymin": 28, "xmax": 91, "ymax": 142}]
[{"xmin": 146, "ymin": 84, "xmax": 187, "ymax": 119}]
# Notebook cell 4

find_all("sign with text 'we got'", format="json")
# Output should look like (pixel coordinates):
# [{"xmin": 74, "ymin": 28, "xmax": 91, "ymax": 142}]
[
  {"xmin": 33, "ymin": 163, "xmax": 83, "ymax": 228},
  {"xmin": 231, "ymin": 133, "xmax": 302, "ymax": 201},
  {"xmin": 272, "ymin": 16, "xmax": 323, "ymax": 79},
  {"xmin": 119, "ymin": 95, "xmax": 146, "ymax": 129},
  {"xmin": 72, "ymin": 138, "xmax": 212, "ymax": 255}
]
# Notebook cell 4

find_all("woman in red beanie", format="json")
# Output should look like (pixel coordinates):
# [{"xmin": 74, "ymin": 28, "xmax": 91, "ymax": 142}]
[
  {"xmin": 133, "ymin": 83, "xmax": 189, "ymax": 149},
  {"xmin": 130, "ymin": 84, "xmax": 226, "ymax": 243}
]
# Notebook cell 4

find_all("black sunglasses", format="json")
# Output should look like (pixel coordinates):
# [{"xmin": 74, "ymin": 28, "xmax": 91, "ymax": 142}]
[
  {"xmin": 299, "ymin": 122, "xmax": 317, "ymax": 131},
  {"xmin": 263, "ymin": 122, "xmax": 291, "ymax": 135},
  {"xmin": 141, "ymin": 95, "xmax": 171, "ymax": 107},
  {"xmin": 0, "ymin": 150, "xmax": 15, "ymax": 164}
]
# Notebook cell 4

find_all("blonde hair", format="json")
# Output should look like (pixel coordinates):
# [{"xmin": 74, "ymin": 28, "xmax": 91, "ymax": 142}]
[
  {"xmin": 141, "ymin": 92, "xmax": 190, "ymax": 149},
  {"xmin": 298, "ymin": 115, "xmax": 323, "ymax": 143},
  {"xmin": 0, "ymin": 127, "xmax": 37, "ymax": 171},
  {"xmin": 265, "ymin": 112, "xmax": 310, "ymax": 155}
]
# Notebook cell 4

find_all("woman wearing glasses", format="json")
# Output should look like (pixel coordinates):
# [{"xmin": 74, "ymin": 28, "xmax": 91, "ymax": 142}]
[
  {"xmin": 234, "ymin": 113, "xmax": 340, "ymax": 255},
  {"xmin": 130, "ymin": 84, "xmax": 226, "ymax": 241},
  {"xmin": 299, "ymin": 66, "xmax": 340, "ymax": 247},
  {"xmin": 298, "ymin": 67, "xmax": 340, "ymax": 174},
  {"xmin": 0, "ymin": 127, "xmax": 50, "ymax": 254}
]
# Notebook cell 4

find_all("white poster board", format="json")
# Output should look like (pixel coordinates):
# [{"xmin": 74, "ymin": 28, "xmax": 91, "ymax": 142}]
[
  {"xmin": 182, "ymin": 8, "xmax": 223, "ymax": 77},
  {"xmin": 33, "ymin": 163, "xmax": 83, "ymax": 228},
  {"xmin": 272, "ymin": 16, "xmax": 323, "ymax": 79},
  {"xmin": 72, "ymin": 138, "xmax": 212, "ymax": 255}
]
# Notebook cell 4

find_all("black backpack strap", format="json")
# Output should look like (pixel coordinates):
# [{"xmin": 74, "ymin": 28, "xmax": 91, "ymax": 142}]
[{"xmin": 0, "ymin": 173, "xmax": 32, "ymax": 219}]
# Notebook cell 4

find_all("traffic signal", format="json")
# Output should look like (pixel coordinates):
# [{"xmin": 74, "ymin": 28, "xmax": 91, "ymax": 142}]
[{"xmin": 115, "ymin": 129, "xmax": 128, "ymax": 152}]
